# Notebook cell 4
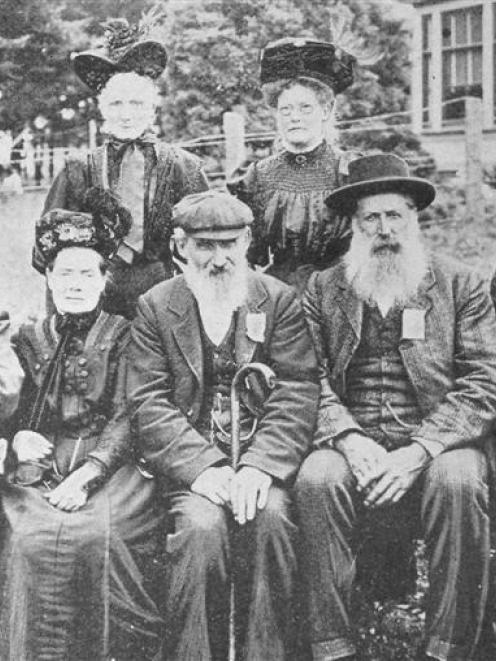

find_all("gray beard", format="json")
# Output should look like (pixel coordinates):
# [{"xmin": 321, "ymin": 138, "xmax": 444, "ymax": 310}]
[
  {"xmin": 344, "ymin": 227, "xmax": 428, "ymax": 310},
  {"xmin": 183, "ymin": 262, "xmax": 249, "ymax": 340}
]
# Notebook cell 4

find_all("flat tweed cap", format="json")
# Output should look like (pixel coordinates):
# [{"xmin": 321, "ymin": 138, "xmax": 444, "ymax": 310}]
[
  {"xmin": 325, "ymin": 153, "xmax": 436, "ymax": 213},
  {"xmin": 173, "ymin": 191, "xmax": 253, "ymax": 239}
]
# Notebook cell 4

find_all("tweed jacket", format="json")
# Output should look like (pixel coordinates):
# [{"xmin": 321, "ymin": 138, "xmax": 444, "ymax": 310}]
[
  {"xmin": 304, "ymin": 254, "xmax": 496, "ymax": 457},
  {"xmin": 34, "ymin": 141, "xmax": 209, "ymax": 273},
  {"xmin": 127, "ymin": 271, "xmax": 319, "ymax": 488}
]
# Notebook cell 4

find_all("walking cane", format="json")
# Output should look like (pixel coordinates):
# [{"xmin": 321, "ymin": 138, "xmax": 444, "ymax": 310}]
[{"xmin": 228, "ymin": 362, "xmax": 276, "ymax": 661}]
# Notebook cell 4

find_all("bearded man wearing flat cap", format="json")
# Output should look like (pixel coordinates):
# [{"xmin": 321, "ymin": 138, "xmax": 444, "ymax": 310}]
[
  {"xmin": 127, "ymin": 190, "xmax": 319, "ymax": 660},
  {"xmin": 295, "ymin": 153, "xmax": 496, "ymax": 661}
]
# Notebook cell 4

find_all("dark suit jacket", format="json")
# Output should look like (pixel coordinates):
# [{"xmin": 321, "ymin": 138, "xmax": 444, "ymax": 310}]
[
  {"xmin": 34, "ymin": 142, "xmax": 208, "ymax": 273},
  {"xmin": 127, "ymin": 272, "xmax": 319, "ymax": 488},
  {"xmin": 304, "ymin": 255, "xmax": 496, "ymax": 456}
]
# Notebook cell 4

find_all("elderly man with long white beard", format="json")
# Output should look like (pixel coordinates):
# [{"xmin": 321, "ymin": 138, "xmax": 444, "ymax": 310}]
[
  {"xmin": 296, "ymin": 153, "xmax": 496, "ymax": 661},
  {"xmin": 127, "ymin": 190, "xmax": 319, "ymax": 661}
]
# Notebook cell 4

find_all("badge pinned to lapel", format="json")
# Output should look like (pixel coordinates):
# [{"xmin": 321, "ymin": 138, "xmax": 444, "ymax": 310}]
[
  {"xmin": 402, "ymin": 308, "xmax": 426, "ymax": 341},
  {"xmin": 246, "ymin": 312, "xmax": 266, "ymax": 343}
]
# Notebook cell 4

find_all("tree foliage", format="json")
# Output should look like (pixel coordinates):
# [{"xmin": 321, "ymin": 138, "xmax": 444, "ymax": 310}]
[{"xmin": 0, "ymin": 0, "xmax": 412, "ymax": 145}]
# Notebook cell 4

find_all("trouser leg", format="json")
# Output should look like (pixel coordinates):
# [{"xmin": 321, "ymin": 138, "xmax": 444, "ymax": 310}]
[
  {"xmin": 421, "ymin": 447, "xmax": 490, "ymax": 661},
  {"xmin": 165, "ymin": 486, "xmax": 297, "ymax": 661},
  {"xmin": 165, "ymin": 491, "xmax": 230, "ymax": 661},
  {"xmin": 295, "ymin": 449, "xmax": 358, "ymax": 661},
  {"xmin": 235, "ymin": 485, "xmax": 298, "ymax": 661}
]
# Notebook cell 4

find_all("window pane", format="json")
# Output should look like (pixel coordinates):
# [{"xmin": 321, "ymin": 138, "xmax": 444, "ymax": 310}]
[
  {"xmin": 442, "ymin": 52, "xmax": 452, "ymax": 97},
  {"xmin": 472, "ymin": 48, "xmax": 483, "ymax": 84},
  {"xmin": 470, "ymin": 6, "xmax": 482, "ymax": 43},
  {"xmin": 422, "ymin": 54, "xmax": 430, "ymax": 105},
  {"xmin": 442, "ymin": 12, "xmax": 452, "ymax": 47},
  {"xmin": 455, "ymin": 51, "xmax": 468, "ymax": 86},
  {"xmin": 422, "ymin": 14, "xmax": 431, "ymax": 51},
  {"xmin": 455, "ymin": 11, "xmax": 467, "ymax": 45}
]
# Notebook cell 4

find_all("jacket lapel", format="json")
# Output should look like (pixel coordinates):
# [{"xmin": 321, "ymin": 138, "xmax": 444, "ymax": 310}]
[
  {"xmin": 169, "ymin": 279, "xmax": 203, "ymax": 384},
  {"xmin": 235, "ymin": 274, "xmax": 269, "ymax": 366},
  {"xmin": 335, "ymin": 266, "xmax": 363, "ymax": 341},
  {"xmin": 398, "ymin": 266, "xmax": 436, "ymax": 401}
]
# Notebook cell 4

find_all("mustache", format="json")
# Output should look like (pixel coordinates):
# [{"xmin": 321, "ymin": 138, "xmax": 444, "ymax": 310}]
[{"xmin": 372, "ymin": 239, "xmax": 401, "ymax": 254}]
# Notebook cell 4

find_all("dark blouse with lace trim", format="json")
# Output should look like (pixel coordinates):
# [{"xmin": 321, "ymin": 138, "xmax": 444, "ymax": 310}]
[{"xmin": 229, "ymin": 141, "xmax": 355, "ymax": 286}]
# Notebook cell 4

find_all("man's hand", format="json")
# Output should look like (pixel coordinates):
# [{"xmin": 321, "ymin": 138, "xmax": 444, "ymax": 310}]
[
  {"xmin": 336, "ymin": 433, "xmax": 387, "ymax": 492},
  {"xmin": 230, "ymin": 466, "xmax": 272, "ymax": 525},
  {"xmin": 44, "ymin": 462, "xmax": 103, "ymax": 512},
  {"xmin": 364, "ymin": 443, "xmax": 430, "ymax": 508},
  {"xmin": 13, "ymin": 430, "xmax": 53, "ymax": 463},
  {"xmin": 191, "ymin": 465, "xmax": 235, "ymax": 507}
]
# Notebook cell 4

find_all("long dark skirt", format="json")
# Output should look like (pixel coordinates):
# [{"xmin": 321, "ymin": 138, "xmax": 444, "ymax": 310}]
[{"xmin": 0, "ymin": 464, "xmax": 165, "ymax": 661}]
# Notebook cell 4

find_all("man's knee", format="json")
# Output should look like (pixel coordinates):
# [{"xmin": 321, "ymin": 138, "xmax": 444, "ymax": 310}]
[
  {"xmin": 255, "ymin": 486, "xmax": 293, "ymax": 537},
  {"xmin": 423, "ymin": 448, "xmax": 488, "ymax": 503},
  {"xmin": 170, "ymin": 492, "xmax": 229, "ymax": 557},
  {"xmin": 295, "ymin": 449, "xmax": 353, "ymax": 499}
]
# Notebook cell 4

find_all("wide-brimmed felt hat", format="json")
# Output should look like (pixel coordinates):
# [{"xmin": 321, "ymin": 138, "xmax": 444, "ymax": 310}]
[
  {"xmin": 173, "ymin": 191, "xmax": 253, "ymax": 240},
  {"xmin": 260, "ymin": 38, "xmax": 355, "ymax": 95},
  {"xmin": 325, "ymin": 153, "xmax": 436, "ymax": 213},
  {"xmin": 35, "ymin": 209, "xmax": 117, "ymax": 272},
  {"xmin": 72, "ymin": 17, "xmax": 167, "ymax": 93}
]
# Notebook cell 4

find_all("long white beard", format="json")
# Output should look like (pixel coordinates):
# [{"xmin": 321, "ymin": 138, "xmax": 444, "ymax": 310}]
[
  {"xmin": 344, "ymin": 225, "xmax": 428, "ymax": 314},
  {"xmin": 183, "ymin": 261, "xmax": 249, "ymax": 344}
]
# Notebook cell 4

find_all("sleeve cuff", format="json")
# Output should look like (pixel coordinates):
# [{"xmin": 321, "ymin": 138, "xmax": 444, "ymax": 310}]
[{"xmin": 410, "ymin": 437, "xmax": 444, "ymax": 459}]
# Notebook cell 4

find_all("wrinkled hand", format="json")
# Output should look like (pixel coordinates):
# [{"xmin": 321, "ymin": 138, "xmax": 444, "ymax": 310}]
[
  {"xmin": 191, "ymin": 466, "xmax": 235, "ymax": 507},
  {"xmin": 13, "ymin": 430, "xmax": 53, "ymax": 464},
  {"xmin": 44, "ymin": 462, "xmax": 103, "ymax": 512},
  {"xmin": 230, "ymin": 466, "xmax": 272, "ymax": 525},
  {"xmin": 364, "ymin": 444, "xmax": 430, "ymax": 508},
  {"xmin": 336, "ymin": 433, "xmax": 387, "ymax": 493},
  {"xmin": 45, "ymin": 473, "xmax": 88, "ymax": 512}
]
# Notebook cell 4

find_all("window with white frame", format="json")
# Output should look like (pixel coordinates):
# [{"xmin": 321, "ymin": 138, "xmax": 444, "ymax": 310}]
[{"xmin": 441, "ymin": 4, "xmax": 483, "ymax": 122}]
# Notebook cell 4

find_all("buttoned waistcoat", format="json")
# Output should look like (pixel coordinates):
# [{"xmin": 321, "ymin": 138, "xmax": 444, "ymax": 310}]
[
  {"xmin": 303, "ymin": 254, "xmax": 496, "ymax": 456},
  {"xmin": 127, "ymin": 271, "xmax": 319, "ymax": 489}
]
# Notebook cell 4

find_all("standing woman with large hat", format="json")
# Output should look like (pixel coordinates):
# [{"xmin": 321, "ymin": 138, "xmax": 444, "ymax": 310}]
[
  {"xmin": 36, "ymin": 14, "xmax": 209, "ymax": 319},
  {"xmin": 0, "ymin": 208, "xmax": 165, "ymax": 660},
  {"xmin": 229, "ymin": 38, "xmax": 357, "ymax": 295}
]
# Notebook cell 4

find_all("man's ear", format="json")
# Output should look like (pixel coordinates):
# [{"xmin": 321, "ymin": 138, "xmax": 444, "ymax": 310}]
[
  {"xmin": 244, "ymin": 226, "xmax": 252, "ymax": 246},
  {"xmin": 173, "ymin": 229, "xmax": 189, "ymax": 260}
]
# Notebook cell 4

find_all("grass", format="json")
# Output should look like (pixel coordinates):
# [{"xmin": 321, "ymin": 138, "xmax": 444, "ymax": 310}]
[{"xmin": 0, "ymin": 190, "xmax": 46, "ymax": 327}]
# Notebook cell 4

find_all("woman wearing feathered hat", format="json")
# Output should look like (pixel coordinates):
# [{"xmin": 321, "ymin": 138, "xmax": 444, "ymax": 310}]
[
  {"xmin": 229, "ymin": 36, "xmax": 360, "ymax": 295},
  {"xmin": 0, "ymin": 208, "xmax": 165, "ymax": 659},
  {"xmin": 36, "ymin": 11, "xmax": 209, "ymax": 319}
]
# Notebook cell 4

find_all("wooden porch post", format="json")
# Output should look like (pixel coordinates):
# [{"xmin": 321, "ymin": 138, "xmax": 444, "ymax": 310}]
[{"xmin": 465, "ymin": 96, "xmax": 484, "ymax": 220}]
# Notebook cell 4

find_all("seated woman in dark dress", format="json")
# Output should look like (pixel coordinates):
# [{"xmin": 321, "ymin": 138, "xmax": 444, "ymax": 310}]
[{"xmin": 0, "ymin": 209, "xmax": 164, "ymax": 660}]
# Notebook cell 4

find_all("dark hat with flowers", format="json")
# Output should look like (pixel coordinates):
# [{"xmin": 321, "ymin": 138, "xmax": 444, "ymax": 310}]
[
  {"xmin": 71, "ymin": 9, "xmax": 167, "ymax": 93},
  {"xmin": 260, "ymin": 38, "xmax": 355, "ymax": 95},
  {"xmin": 35, "ymin": 209, "xmax": 118, "ymax": 272}
]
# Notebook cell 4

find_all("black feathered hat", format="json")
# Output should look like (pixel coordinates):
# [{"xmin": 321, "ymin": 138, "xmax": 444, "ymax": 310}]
[
  {"xmin": 260, "ymin": 38, "xmax": 355, "ymax": 95},
  {"xmin": 72, "ymin": 14, "xmax": 167, "ymax": 93}
]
